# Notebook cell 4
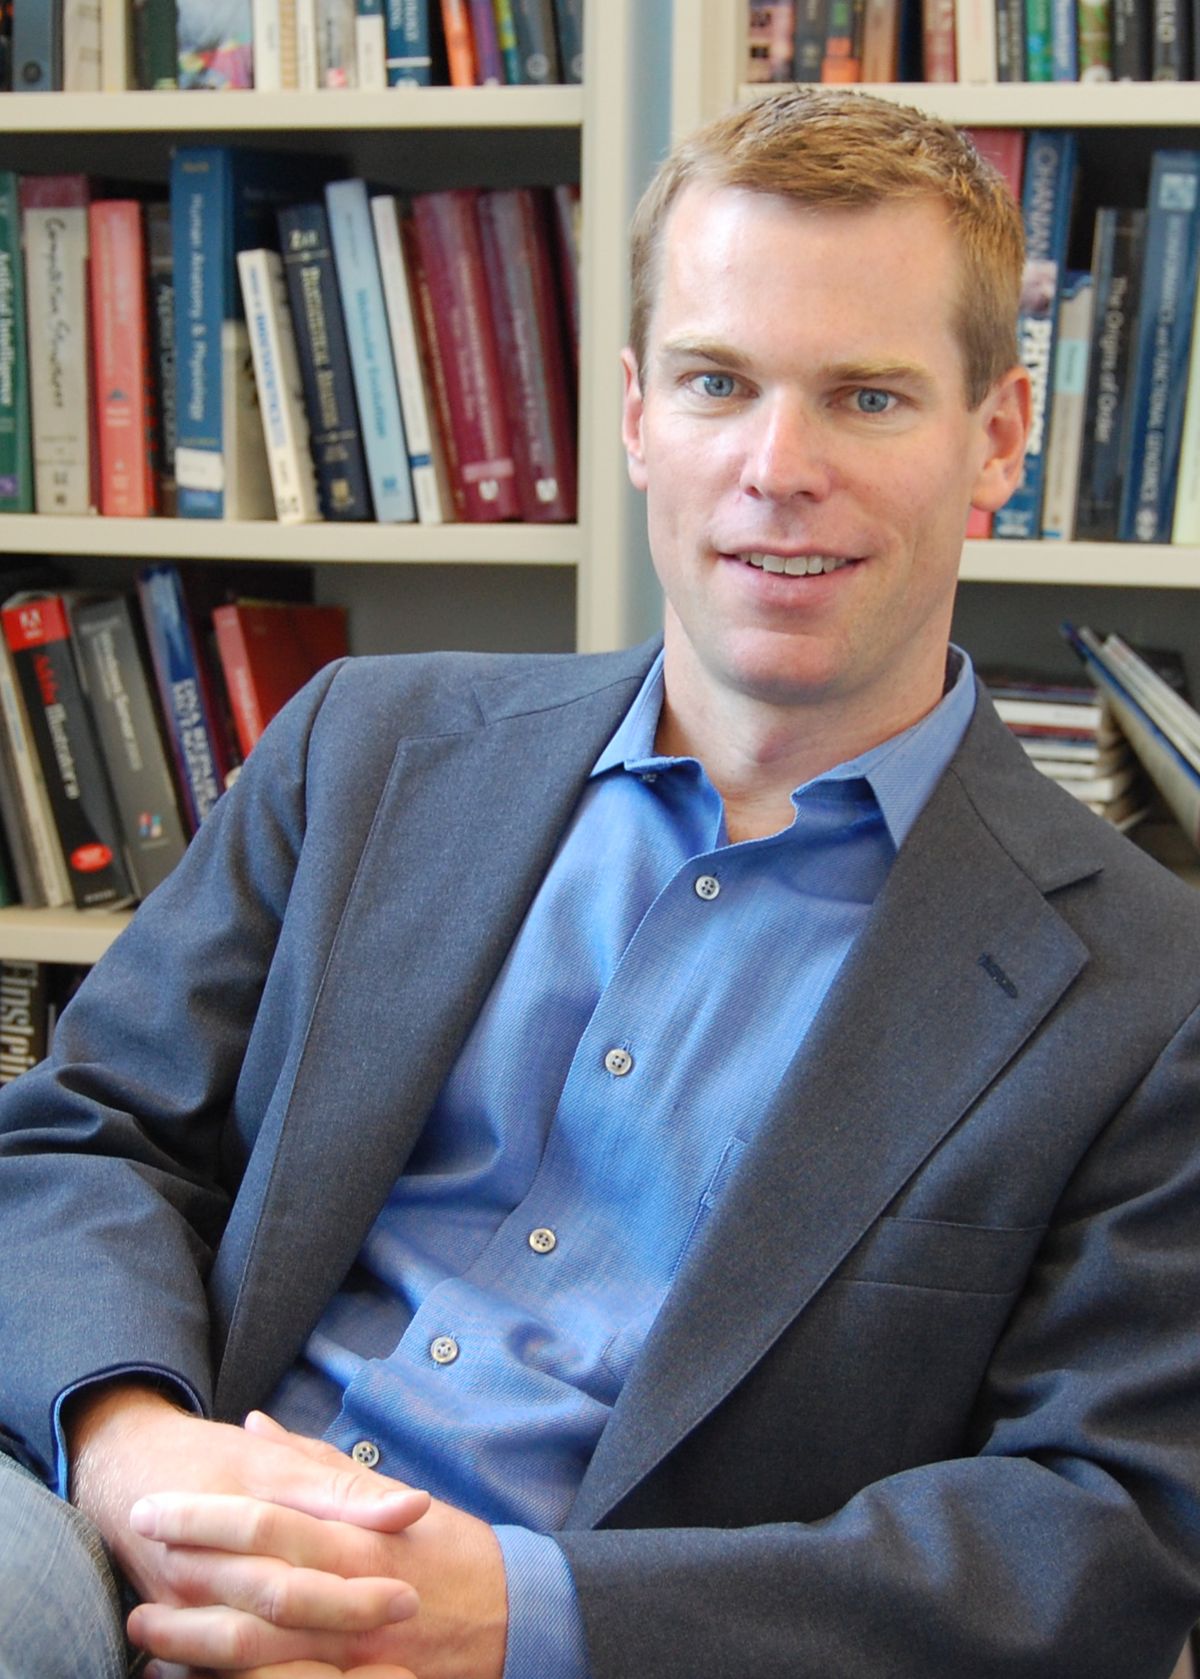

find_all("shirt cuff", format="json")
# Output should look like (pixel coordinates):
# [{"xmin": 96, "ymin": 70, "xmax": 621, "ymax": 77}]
[
  {"xmin": 494, "ymin": 1525, "xmax": 590, "ymax": 1679},
  {"xmin": 52, "ymin": 1367, "xmax": 205, "ymax": 1500}
]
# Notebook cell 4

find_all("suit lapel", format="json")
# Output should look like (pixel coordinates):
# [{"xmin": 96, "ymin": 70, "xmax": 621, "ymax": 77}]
[{"xmin": 569, "ymin": 700, "xmax": 1100, "ymax": 1528}]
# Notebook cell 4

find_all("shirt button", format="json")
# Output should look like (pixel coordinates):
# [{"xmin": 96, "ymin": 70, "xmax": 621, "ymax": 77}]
[
  {"xmin": 694, "ymin": 874, "xmax": 720, "ymax": 900},
  {"xmin": 604, "ymin": 1047, "xmax": 634, "ymax": 1077},
  {"xmin": 430, "ymin": 1335, "xmax": 459, "ymax": 1365},
  {"xmin": 350, "ymin": 1440, "xmax": 380, "ymax": 1467},
  {"xmin": 528, "ymin": 1227, "xmax": 557, "ymax": 1254}
]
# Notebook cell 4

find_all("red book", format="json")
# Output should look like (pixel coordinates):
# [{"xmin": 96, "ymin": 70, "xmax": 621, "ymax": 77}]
[
  {"xmin": 822, "ymin": 0, "xmax": 864, "ymax": 80},
  {"xmin": 401, "ymin": 215, "xmax": 467, "ymax": 521},
  {"xmin": 212, "ymin": 601, "xmax": 349, "ymax": 758},
  {"xmin": 439, "ymin": 0, "xmax": 476, "ymax": 85},
  {"xmin": 476, "ymin": 189, "xmax": 576, "ymax": 523},
  {"xmin": 467, "ymin": 0, "xmax": 503, "ymax": 81},
  {"xmin": 962, "ymin": 131, "xmax": 1025, "ymax": 540},
  {"xmin": 550, "ymin": 182, "xmax": 580, "ymax": 386},
  {"xmin": 89, "ymin": 200, "xmax": 159, "ymax": 518},
  {"xmin": 861, "ymin": 0, "xmax": 900, "ymax": 80},
  {"xmin": 921, "ymin": 0, "xmax": 956, "ymax": 79},
  {"xmin": 411, "ymin": 189, "xmax": 520, "ymax": 523}
]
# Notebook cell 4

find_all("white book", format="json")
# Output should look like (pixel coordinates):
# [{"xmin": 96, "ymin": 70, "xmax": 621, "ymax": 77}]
[
  {"xmin": 370, "ymin": 193, "xmax": 450, "ymax": 525},
  {"xmin": 1171, "ymin": 261, "xmax": 1200, "ymax": 545},
  {"xmin": 63, "ymin": 0, "xmax": 102, "ymax": 90},
  {"xmin": 237, "ymin": 248, "xmax": 322, "ymax": 524},
  {"xmin": 296, "ymin": 0, "xmax": 319, "ymax": 88},
  {"xmin": 317, "ymin": 0, "xmax": 356, "ymax": 85},
  {"xmin": 0, "ymin": 636, "xmax": 71, "ymax": 908},
  {"xmin": 101, "ymin": 0, "xmax": 131, "ymax": 88},
  {"xmin": 1041, "ymin": 274, "xmax": 1094, "ymax": 542},
  {"xmin": 220, "ymin": 316, "xmax": 278, "ymax": 520},
  {"xmin": 22, "ymin": 190, "xmax": 95, "ymax": 516},
  {"xmin": 278, "ymin": 0, "xmax": 299, "ymax": 86},
  {"xmin": 355, "ymin": 0, "xmax": 386, "ymax": 88},
  {"xmin": 252, "ymin": 0, "xmax": 283, "ymax": 88},
  {"xmin": 953, "ymin": 0, "xmax": 998, "ymax": 81}
]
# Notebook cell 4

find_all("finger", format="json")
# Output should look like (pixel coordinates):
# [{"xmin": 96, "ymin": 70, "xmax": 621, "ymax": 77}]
[
  {"xmin": 240, "ymin": 1416, "xmax": 430, "ymax": 1533},
  {"xmin": 130, "ymin": 1494, "xmax": 386, "ymax": 1576},
  {"xmin": 151, "ymin": 1545, "xmax": 418, "ymax": 1631},
  {"xmin": 224, "ymin": 1666, "xmax": 416, "ymax": 1679},
  {"xmin": 129, "ymin": 1603, "xmax": 395, "ymax": 1672}
]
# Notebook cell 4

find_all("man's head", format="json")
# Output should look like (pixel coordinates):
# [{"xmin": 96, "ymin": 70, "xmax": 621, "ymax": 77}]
[{"xmin": 630, "ymin": 87, "xmax": 1024, "ymax": 411}]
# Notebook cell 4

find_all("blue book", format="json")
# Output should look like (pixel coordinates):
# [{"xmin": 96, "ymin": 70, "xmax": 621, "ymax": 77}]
[
  {"xmin": 136, "ymin": 565, "xmax": 229, "ymax": 832},
  {"xmin": 10, "ymin": 0, "xmax": 60, "ymax": 89},
  {"xmin": 384, "ymin": 0, "xmax": 431, "ymax": 83},
  {"xmin": 552, "ymin": 0, "xmax": 582, "ymax": 82},
  {"xmin": 1075, "ymin": 207, "xmax": 1147, "ymax": 542},
  {"xmin": 1050, "ymin": 0, "xmax": 1079, "ymax": 77},
  {"xmin": 995, "ymin": 130, "xmax": 1078, "ymax": 540},
  {"xmin": 170, "ymin": 146, "xmax": 309, "ymax": 520},
  {"xmin": 324, "ymin": 178, "xmax": 414, "ymax": 524},
  {"xmin": 277, "ymin": 202, "xmax": 373, "ymax": 522},
  {"xmin": 1119, "ymin": 150, "xmax": 1200, "ymax": 543}
]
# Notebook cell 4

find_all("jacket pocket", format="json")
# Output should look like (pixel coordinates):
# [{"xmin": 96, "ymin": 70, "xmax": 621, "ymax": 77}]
[{"xmin": 837, "ymin": 1213, "xmax": 1046, "ymax": 1296}]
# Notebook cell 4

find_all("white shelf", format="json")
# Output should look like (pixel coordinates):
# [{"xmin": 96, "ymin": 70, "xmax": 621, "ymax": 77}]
[
  {"xmin": 0, "ymin": 514, "xmax": 579, "ymax": 566},
  {"xmin": 736, "ymin": 80, "xmax": 1200, "ymax": 128},
  {"xmin": 960, "ymin": 541, "xmax": 1200, "ymax": 587},
  {"xmin": 0, "ymin": 905, "xmax": 132, "ymax": 964},
  {"xmin": 0, "ymin": 85, "xmax": 583, "ymax": 132}
]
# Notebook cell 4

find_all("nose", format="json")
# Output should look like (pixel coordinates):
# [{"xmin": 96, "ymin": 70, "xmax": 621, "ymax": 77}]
[{"xmin": 739, "ymin": 393, "xmax": 833, "ymax": 504}]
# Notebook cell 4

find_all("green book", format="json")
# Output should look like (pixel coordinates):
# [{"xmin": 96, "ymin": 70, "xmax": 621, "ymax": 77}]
[
  {"xmin": 1024, "ymin": 0, "xmax": 1054, "ymax": 78},
  {"xmin": 0, "ymin": 172, "xmax": 32, "ymax": 514},
  {"xmin": 1077, "ymin": 0, "xmax": 1113, "ymax": 79}
]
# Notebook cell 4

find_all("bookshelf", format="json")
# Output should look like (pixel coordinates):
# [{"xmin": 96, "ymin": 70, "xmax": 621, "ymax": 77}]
[{"xmin": 0, "ymin": 0, "xmax": 673, "ymax": 964}]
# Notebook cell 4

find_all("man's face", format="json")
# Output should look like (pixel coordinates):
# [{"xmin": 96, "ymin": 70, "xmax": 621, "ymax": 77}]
[{"xmin": 622, "ymin": 184, "xmax": 1028, "ymax": 749}]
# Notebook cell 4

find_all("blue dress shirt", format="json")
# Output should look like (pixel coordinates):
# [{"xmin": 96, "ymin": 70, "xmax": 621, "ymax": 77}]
[{"xmin": 266, "ymin": 648, "xmax": 977, "ymax": 1679}]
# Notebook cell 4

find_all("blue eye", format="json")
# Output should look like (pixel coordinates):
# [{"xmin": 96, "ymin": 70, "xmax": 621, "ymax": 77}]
[
  {"xmin": 697, "ymin": 373, "xmax": 737, "ymax": 398},
  {"xmin": 855, "ymin": 388, "xmax": 893, "ymax": 414}
]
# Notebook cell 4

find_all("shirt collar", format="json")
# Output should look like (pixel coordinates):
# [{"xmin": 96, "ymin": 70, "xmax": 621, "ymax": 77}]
[{"xmin": 591, "ymin": 646, "xmax": 976, "ymax": 852}]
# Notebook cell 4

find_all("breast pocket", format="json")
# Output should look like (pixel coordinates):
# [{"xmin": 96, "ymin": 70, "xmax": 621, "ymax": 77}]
[{"xmin": 837, "ymin": 1213, "xmax": 1047, "ymax": 1296}]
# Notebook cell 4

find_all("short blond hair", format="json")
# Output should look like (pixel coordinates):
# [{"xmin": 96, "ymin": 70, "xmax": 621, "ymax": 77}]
[{"xmin": 629, "ymin": 87, "xmax": 1024, "ymax": 409}]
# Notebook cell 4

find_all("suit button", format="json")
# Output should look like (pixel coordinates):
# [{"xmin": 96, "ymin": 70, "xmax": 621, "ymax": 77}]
[{"xmin": 430, "ymin": 1335, "xmax": 459, "ymax": 1365}]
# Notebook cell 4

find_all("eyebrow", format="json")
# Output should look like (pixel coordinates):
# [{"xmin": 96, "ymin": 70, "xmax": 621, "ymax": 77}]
[{"xmin": 657, "ymin": 338, "xmax": 938, "ymax": 394}]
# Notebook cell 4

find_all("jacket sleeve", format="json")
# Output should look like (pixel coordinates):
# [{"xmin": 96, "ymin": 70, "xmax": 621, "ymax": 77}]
[{"xmin": 0, "ymin": 661, "xmax": 344, "ymax": 1480}]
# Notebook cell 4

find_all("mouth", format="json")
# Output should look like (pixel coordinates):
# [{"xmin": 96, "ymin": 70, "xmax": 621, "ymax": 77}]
[{"xmin": 725, "ymin": 551, "xmax": 858, "ymax": 576}]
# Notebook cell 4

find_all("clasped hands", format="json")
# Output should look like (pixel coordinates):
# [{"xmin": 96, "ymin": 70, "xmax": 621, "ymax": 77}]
[{"xmin": 68, "ymin": 1387, "xmax": 508, "ymax": 1679}]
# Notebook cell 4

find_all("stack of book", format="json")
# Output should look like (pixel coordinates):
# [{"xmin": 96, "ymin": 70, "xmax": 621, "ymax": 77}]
[
  {"xmin": 0, "ymin": 153, "xmax": 580, "ymax": 529},
  {"xmin": 1063, "ymin": 623, "xmax": 1200, "ymax": 855},
  {"xmin": 984, "ymin": 667, "xmax": 1150, "ymax": 830}
]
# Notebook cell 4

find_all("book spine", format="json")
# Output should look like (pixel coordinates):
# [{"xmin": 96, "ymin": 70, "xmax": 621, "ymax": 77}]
[
  {"xmin": 994, "ymin": 0, "xmax": 1026, "ymax": 76},
  {"xmin": 822, "ymin": 0, "xmax": 864, "ymax": 79},
  {"xmin": 793, "ymin": 0, "xmax": 829, "ymax": 78},
  {"xmin": 551, "ymin": 0, "xmax": 581, "ymax": 81},
  {"xmin": 953, "ymin": 0, "xmax": 997, "ymax": 78},
  {"xmin": 296, "ymin": 0, "xmax": 319, "ymax": 83},
  {"xmin": 355, "ymin": 0, "xmax": 387, "ymax": 84},
  {"xmin": 0, "ymin": 172, "xmax": 32, "ymax": 513},
  {"xmin": 145, "ymin": 202, "xmax": 177, "ymax": 517},
  {"xmin": 135, "ymin": 565, "xmax": 225, "ymax": 832},
  {"xmin": 20, "ymin": 176, "xmax": 95, "ymax": 515},
  {"xmin": 468, "ymin": 0, "xmax": 503, "ymax": 79},
  {"xmin": 476, "ymin": 188, "xmax": 576, "ymax": 522},
  {"xmin": 491, "ymin": 0, "xmax": 521, "ymax": 79},
  {"xmin": 132, "ymin": 0, "xmax": 178, "ymax": 85},
  {"xmin": 1049, "ymin": 0, "xmax": 1078, "ymax": 76},
  {"xmin": 1118, "ymin": 151, "xmax": 1200, "ymax": 542},
  {"xmin": 1023, "ymin": 0, "xmax": 1053, "ymax": 77},
  {"xmin": 253, "ymin": 0, "xmax": 284, "ymax": 87},
  {"xmin": 0, "ymin": 960, "xmax": 48, "ymax": 1081},
  {"xmin": 1, "ymin": 595, "xmax": 134, "ymax": 909},
  {"xmin": 210, "ymin": 606, "xmax": 264, "ymax": 760},
  {"xmin": 69, "ymin": 593, "xmax": 189, "ymax": 900},
  {"xmin": 1074, "ymin": 208, "xmax": 1145, "ymax": 541},
  {"xmin": 920, "ymin": 0, "xmax": 956, "ymax": 79},
  {"xmin": 1172, "ymin": 260, "xmax": 1200, "ymax": 545},
  {"xmin": 171, "ymin": 149, "xmax": 227, "ymax": 518},
  {"xmin": 1111, "ymin": 0, "xmax": 1149, "ymax": 75},
  {"xmin": 324, "ymin": 178, "xmax": 415, "ymax": 523},
  {"xmin": 90, "ymin": 200, "xmax": 159, "ymax": 519},
  {"xmin": 315, "ymin": 0, "xmax": 357, "ymax": 83},
  {"xmin": 277, "ymin": 202, "xmax": 373, "ymax": 521},
  {"xmin": 11, "ymin": 0, "xmax": 61, "ymax": 88},
  {"xmin": 0, "ymin": 634, "xmax": 70, "ymax": 905},
  {"xmin": 1152, "ymin": 0, "xmax": 1190, "ymax": 76},
  {"xmin": 412, "ymin": 189, "xmax": 520, "ymax": 522},
  {"xmin": 550, "ymin": 181, "xmax": 580, "ymax": 382},
  {"xmin": 402, "ymin": 215, "xmax": 468, "ymax": 519},
  {"xmin": 748, "ymin": 4, "xmax": 797, "ymax": 82},
  {"xmin": 370, "ymin": 194, "xmax": 450, "ymax": 524},
  {"xmin": 861, "ymin": 0, "xmax": 900, "ymax": 81},
  {"xmin": 0, "ymin": 704, "xmax": 44, "ymax": 906},
  {"xmin": 439, "ymin": 0, "xmax": 476, "ymax": 83},
  {"xmin": 994, "ymin": 129, "xmax": 1077, "ymax": 540},
  {"xmin": 237, "ymin": 247, "xmax": 322, "ymax": 524},
  {"xmin": 178, "ymin": 0, "xmax": 253, "ymax": 86},
  {"xmin": 62, "ymin": 0, "xmax": 102, "ymax": 89},
  {"xmin": 1040, "ymin": 270, "xmax": 1093, "ymax": 541},
  {"xmin": 385, "ymin": 0, "xmax": 431, "ymax": 82},
  {"xmin": 278, "ymin": 0, "xmax": 299, "ymax": 84},
  {"xmin": 511, "ymin": 0, "xmax": 559, "ymax": 80},
  {"xmin": 1077, "ymin": 0, "xmax": 1113, "ymax": 77}
]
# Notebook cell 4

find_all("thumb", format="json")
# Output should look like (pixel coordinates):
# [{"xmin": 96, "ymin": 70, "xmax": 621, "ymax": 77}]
[{"xmin": 243, "ymin": 1411, "xmax": 432, "ymax": 1531}]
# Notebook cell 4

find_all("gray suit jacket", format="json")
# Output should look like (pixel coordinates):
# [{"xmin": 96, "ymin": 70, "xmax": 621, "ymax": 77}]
[{"xmin": 4, "ymin": 641, "xmax": 1200, "ymax": 1678}]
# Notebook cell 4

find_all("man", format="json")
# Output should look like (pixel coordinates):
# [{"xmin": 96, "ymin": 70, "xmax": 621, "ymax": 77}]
[{"xmin": 3, "ymin": 88, "xmax": 1200, "ymax": 1679}]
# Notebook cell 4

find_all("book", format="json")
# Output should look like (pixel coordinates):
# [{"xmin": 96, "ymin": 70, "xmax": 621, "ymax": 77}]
[
  {"xmin": 10, "ymin": 0, "xmax": 60, "ymax": 87},
  {"xmin": 296, "ymin": 0, "xmax": 318, "ymax": 83},
  {"xmin": 136, "ymin": 564, "xmax": 232, "ymax": 832},
  {"xmin": 510, "ymin": 0, "xmax": 559, "ymax": 80},
  {"xmin": 860, "ymin": 0, "xmax": 899, "ymax": 79},
  {"xmin": 748, "ymin": 4, "xmax": 797, "ymax": 80},
  {"xmin": 0, "ymin": 960, "xmax": 48, "ymax": 1082},
  {"xmin": 1024, "ymin": 0, "xmax": 1053, "ymax": 77},
  {"xmin": 1, "ymin": 593, "xmax": 135, "ymax": 910},
  {"xmin": 170, "ymin": 146, "xmax": 298, "ymax": 521},
  {"xmin": 994, "ymin": 0, "xmax": 1024, "ymax": 76},
  {"xmin": 277, "ymin": 0, "xmax": 299, "ymax": 85},
  {"xmin": 992, "ymin": 693, "xmax": 1104, "ymax": 732},
  {"xmin": 1049, "ymin": 0, "xmax": 1078, "ymax": 76},
  {"xmin": 1118, "ymin": 150, "xmax": 1200, "ymax": 544},
  {"xmin": 89, "ymin": 200, "xmax": 159, "ymax": 519},
  {"xmin": 468, "ymin": 0, "xmax": 503, "ymax": 80},
  {"xmin": 994, "ymin": 130, "xmax": 1077, "ymax": 541},
  {"xmin": 402, "ymin": 213, "xmax": 467, "ymax": 519},
  {"xmin": 439, "ymin": 0, "xmax": 475, "ymax": 83},
  {"xmin": 20, "ymin": 174, "xmax": 96, "ymax": 516},
  {"xmin": 551, "ymin": 0, "xmax": 581, "ymax": 81},
  {"xmin": 822, "ymin": 0, "xmax": 864, "ymax": 78},
  {"xmin": 1040, "ymin": 270, "xmax": 1093, "ymax": 542},
  {"xmin": 793, "ymin": 0, "xmax": 828, "ymax": 78},
  {"xmin": 1074, "ymin": 206, "xmax": 1146, "ymax": 541},
  {"xmin": 476, "ymin": 188, "xmax": 576, "ymax": 523},
  {"xmin": 237, "ymin": 247, "xmax": 322, "ymax": 524},
  {"xmin": 62, "ymin": 0, "xmax": 102, "ymax": 89},
  {"xmin": 1152, "ymin": 0, "xmax": 1191, "ymax": 77},
  {"xmin": 551, "ymin": 180, "xmax": 580, "ymax": 383},
  {"xmin": 492, "ymin": 0, "xmax": 522, "ymax": 81},
  {"xmin": 0, "ymin": 172, "xmax": 32, "ymax": 514},
  {"xmin": 1172, "ymin": 255, "xmax": 1200, "ymax": 545},
  {"xmin": 252, "ymin": 0, "xmax": 285, "ymax": 85},
  {"xmin": 1111, "ymin": 0, "xmax": 1149, "ymax": 76},
  {"xmin": 211, "ymin": 599, "xmax": 348, "ymax": 757},
  {"xmin": 0, "ymin": 697, "xmax": 43, "ymax": 906},
  {"xmin": 177, "ymin": 0, "xmax": 254, "ymax": 85},
  {"xmin": 384, "ymin": 0, "xmax": 432, "ymax": 82},
  {"xmin": 132, "ymin": 0, "xmax": 178, "ymax": 85},
  {"xmin": 1077, "ymin": 0, "xmax": 1113, "ymax": 77},
  {"xmin": 277, "ymin": 201, "xmax": 373, "ymax": 521},
  {"xmin": 953, "ymin": 0, "xmax": 996, "ymax": 79},
  {"xmin": 324, "ymin": 177, "xmax": 416, "ymax": 524},
  {"xmin": 920, "ymin": 0, "xmax": 955, "ymax": 79},
  {"xmin": 69, "ymin": 592, "xmax": 189, "ymax": 900},
  {"xmin": 0, "ymin": 628, "xmax": 70, "ymax": 906},
  {"xmin": 370, "ymin": 193, "xmax": 452, "ymax": 524},
  {"xmin": 356, "ymin": 0, "xmax": 387, "ymax": 85},
  {"xmin": 145, "ymin": 202, "xmax": 177, "ymax": 518},
  {"xmin": 411, "ymin": 188, "xmax": 520, "ymax": 521},
  {"xmin": 315, "ymin": 0, "xmax": 356, "ymax": 83}
]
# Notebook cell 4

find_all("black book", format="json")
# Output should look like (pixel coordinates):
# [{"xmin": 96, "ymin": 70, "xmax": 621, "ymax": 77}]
[
  {"xmin": 1112, "ymin": 0, "xmax": 1151, "ymax": 76},
  {"xmin": 794, "ymin": 0, "xmax": 829, "ymax": 79},
  {"xmin": 1074, "ymin": 207, "xmax": 1148, "ymax": 542},
  {"xmin": 1152, "ymin": 0, "xmax": 1192, "ymax": 77},
  {"xmin": 994, "ymin": 0, "xmax": 1026, "ymax": 80}
]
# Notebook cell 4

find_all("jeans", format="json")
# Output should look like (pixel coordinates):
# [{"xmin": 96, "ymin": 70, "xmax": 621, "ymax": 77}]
[{"xmin": 0, "ymin": 1449, "xmax": 136, "ymax": 1679}]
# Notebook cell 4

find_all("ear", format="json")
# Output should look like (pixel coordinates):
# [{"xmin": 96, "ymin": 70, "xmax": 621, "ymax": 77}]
[
  {"xmin": 969, "ymin": 363, "xmax": 1032, "ymax": 513},
  {"xmin": 620, "ymin": 346, "xmax": 649, "ymax": 492}
]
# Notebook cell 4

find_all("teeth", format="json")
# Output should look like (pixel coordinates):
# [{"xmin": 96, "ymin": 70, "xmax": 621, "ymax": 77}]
[{"xmin": 742, "ymin": 552, "xmax": 850, "ymax": 576}]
